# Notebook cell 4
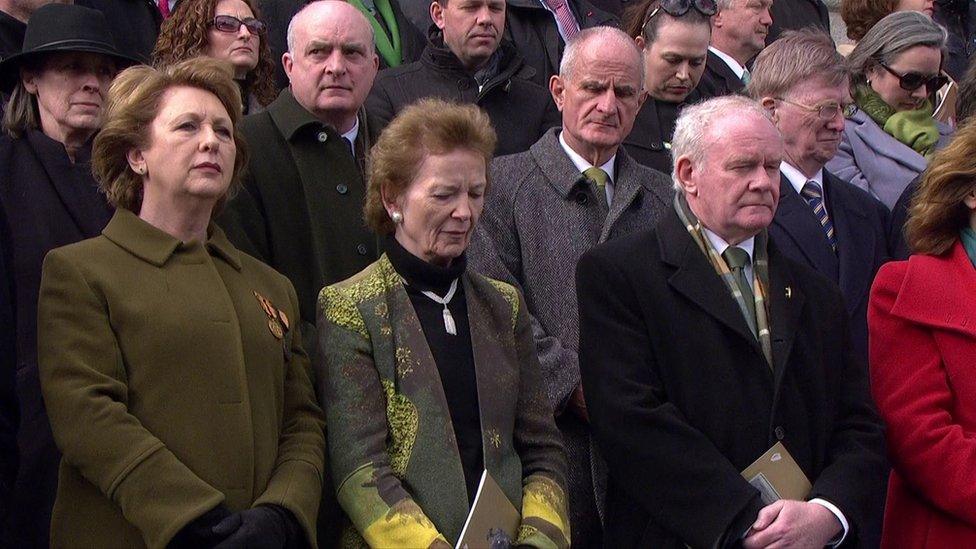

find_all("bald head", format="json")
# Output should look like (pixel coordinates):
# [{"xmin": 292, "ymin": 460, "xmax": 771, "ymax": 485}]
[
  {"xmin": 560, "ymin": 26, "xmax": 644, "ymax": 90},
  {"xmin": 287, "ymin": 0, "xmax": 375, "ymax": 54},
  {"xmin": 283, "ymin": 0, "xmax": 379, "ymax": 131}
]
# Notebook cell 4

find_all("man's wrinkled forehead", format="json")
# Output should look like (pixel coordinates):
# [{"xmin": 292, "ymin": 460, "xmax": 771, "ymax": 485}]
[
  {"xmin": 704, "ymin": 113, "xmax": 784, "ymax": 159},
  {"xmin": 290, "ymin": 2, "xmax": 375, "ymax": 53}
]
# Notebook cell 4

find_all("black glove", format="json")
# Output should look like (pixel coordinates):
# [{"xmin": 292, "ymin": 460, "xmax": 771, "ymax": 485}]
[
  {"xmin": 169, "ymin": 504, "xmax": 233, "ymax": 548},
  {"xmin": 211, "ymin": 505, "xmax": 303, "ymax": 549}
]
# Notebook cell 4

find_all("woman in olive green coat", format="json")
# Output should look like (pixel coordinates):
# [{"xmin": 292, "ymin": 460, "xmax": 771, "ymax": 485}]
[
  {"xmin": 36, "ymin": 58, "xmax": 324, "ymax": 548},
  {"xmin": 317, "ymin": 99, "xmax": 570, "ymax": 548}
]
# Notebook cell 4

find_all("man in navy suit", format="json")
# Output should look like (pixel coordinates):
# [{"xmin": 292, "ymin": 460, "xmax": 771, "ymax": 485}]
[{"xmin": 748, "ymin": 29, "xmax": 889, "ymax": 367}]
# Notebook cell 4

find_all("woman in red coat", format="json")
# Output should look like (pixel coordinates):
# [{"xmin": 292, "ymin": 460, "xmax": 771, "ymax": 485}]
[{"xmin": 869, "ymin": 119, "xmax": 976, "ymax": 548}]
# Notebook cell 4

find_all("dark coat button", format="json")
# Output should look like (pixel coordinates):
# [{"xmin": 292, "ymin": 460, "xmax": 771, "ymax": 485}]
[
  {"xmin": 356, "ymin": 244, "xmax": 368, "ymax": 255},
  {"xmin": 336, "ymin": 184, "xmax": 348, "ymax": 194},
  {"xmin": 650, "ymin": 142, "xmax": 662, "ymax": 151},
  {"xmin": 774, "ymin": 426, "xmax": 786, "ymax": 440},
  {"xmin": 317, "ymin": 131, "xmax": 328, "ymax": 142},
  {"xmin": 574, "ymin": 192, "xmax": 588, "ymax": 205}
]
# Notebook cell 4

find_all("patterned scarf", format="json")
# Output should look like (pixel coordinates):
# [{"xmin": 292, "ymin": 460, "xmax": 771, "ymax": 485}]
[{"xmin": 674, "ymin": 193, "xmax": 774, "ymax": 368}]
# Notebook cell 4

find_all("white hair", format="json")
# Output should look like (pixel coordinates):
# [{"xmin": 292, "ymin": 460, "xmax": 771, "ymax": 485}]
[{"xmin": 670, "ymin": 95, "xmax": 773, "ymax": 190}]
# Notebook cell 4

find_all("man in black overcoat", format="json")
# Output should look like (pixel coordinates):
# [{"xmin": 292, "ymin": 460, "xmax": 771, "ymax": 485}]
[
  {"xmin": 218, "ymin": 0, "xmax": 379, "ymax": 328},
  {"xmin": 577, "ymin": 95, "xmax": 887, "ymax": 548},
  {"xmin": 366, "ymin": 0, "xmax": 559, "ymax": 156}
]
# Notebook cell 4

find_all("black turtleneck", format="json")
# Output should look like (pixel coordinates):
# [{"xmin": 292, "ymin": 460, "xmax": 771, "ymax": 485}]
[{"xmin": 384, "ymin": 236, "xmax": 483, "ymax": 503}]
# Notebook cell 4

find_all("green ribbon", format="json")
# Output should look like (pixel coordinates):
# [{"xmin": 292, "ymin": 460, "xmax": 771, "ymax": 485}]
[{"xmin": 348, "ymin": 0, "xmax": 402, "ymax": 67}]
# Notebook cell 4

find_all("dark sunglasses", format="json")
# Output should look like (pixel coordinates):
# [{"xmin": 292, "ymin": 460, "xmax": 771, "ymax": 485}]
[
  {"xmin": 878, "ymin": 62, "xmax": 948, "ymax": 94},
  {"xmin": 210, "ymin": 14, "xmax": 266, "ymax": 35},
  {"xmin": 642, "ymin": 0, "xmax": 718, "ymax": 32}
]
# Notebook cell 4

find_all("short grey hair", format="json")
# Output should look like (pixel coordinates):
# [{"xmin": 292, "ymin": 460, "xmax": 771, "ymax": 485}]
[
  {"xmin": 847, "ymin": 11, "xmax": 947, "ymax": 85},
  {"xmin": 559, "ymin": 26, "xmax": 645, "ymax": 89},
  {"xmin": 286, "ymin": 0, "xmax": 376, "ymax": 54},
  {"xmin": 671, "ymin": 95, "xmax": 774, "ymax": 189},
  {"xmin": 747, "ymin": 29, "xmax": 849, "ymax": 100}
]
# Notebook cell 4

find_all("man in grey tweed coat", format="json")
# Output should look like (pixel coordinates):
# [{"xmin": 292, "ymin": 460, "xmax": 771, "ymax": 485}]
[{"xmin": 469, "ymin": 27, "xmax": 672, "ymax": 547}]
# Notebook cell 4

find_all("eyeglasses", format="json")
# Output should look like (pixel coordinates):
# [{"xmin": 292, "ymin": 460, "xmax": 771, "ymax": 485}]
[
  {"xmin": 877, "ymin": 62, "xmax": 948, "ymax": 94},
  {"xmin": 210, "ymin": 14, "xmax": 266, "ymax": 35},
  {"xmin": 776, "ymin": 97, "xmax": 858, "ymax": 120},
  {"xmin": 641, "ymin": 0, "xmax": 718, "ymax": 35}
]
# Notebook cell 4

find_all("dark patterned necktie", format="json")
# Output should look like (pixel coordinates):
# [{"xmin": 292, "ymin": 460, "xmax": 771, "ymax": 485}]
[{"xmin": 800, "ymin": 181, "xmax": 837, "ymax": 251}]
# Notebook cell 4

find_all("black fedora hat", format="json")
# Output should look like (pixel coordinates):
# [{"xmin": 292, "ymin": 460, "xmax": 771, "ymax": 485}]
[{"xmin": 0, "ymin": 3, "xmax": 143, "ymax": 92}]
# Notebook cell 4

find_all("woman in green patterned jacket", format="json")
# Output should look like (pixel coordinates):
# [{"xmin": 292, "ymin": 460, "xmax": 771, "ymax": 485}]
[{"xmin": 316, "ymin": 98, "xmax": 570, "ymax": 549}]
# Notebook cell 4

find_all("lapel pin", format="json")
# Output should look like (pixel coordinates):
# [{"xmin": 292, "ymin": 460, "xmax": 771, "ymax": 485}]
[{"xmin": 785, "ymin": 286, "xmax": 792, "ymax": 299}]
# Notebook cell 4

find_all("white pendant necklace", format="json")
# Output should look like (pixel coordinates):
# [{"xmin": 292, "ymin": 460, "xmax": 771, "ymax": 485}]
[{"xmin": 420, "ymin": 279, "xmax": 459, "ymax": 335}]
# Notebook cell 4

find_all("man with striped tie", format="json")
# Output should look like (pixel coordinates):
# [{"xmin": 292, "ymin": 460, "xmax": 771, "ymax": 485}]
[{"xmin": 747, "ymin": 30, "xmax": 890, "ymax": 369}]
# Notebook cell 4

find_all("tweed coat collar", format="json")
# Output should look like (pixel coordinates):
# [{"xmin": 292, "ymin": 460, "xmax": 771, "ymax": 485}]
[
  {"xmin": 102, "ymin": 208, "xmax": 242, "ymax": 270},
  {"xmin": 530, "ymin": 127, "xmax": 671, "ymax": 240}
]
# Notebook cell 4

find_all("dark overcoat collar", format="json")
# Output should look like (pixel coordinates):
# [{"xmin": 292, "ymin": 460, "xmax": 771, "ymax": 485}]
[
  {"xmin": 657, "ymin": 207, "xmax": 805, "ymax": 381},
  {"xmin": 25, "ymin": 130, "xmax": 111, "ymax": 238}
]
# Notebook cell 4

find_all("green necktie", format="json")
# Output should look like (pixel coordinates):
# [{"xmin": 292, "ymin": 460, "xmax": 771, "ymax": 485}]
[
  {"xmin": 583, "ymin": 167, "xmax": 609, "ymax": 212},
  {"xmin": 741, "ymin": 68, "xmax": 751, "ymax": 85},
  {"xmin": 722, "ymin": 246, "xmax": 757, "ymax": 331}
]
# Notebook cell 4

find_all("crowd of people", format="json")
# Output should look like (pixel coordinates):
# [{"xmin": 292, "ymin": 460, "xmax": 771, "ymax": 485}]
[{"xmin": 0, "ymin": 0, "xmax": 975, "ymax": 547}]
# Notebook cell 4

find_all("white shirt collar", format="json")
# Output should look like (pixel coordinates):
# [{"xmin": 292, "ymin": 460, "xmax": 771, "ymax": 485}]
[
  {"xmin": 558, "ymin": 130, "xmax": 617, "ymax": 184},
  {"xmin": 708, "ymin": 46, "xmax": 747, "ymax": 79},
  {"xmin": 702, "ymin": 228, "xmax": 755, "ymax": 262},
  {"xmin": 341, "ymin": 118, "xmax": 360, "ymax": 157},
  {"xmin": 780, "ymin": 162, "xmax": 824, "ymax": 197}
]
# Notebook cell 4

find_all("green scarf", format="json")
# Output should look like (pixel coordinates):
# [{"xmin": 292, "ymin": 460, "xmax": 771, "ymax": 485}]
[
  {"xmin": 853, "ymin": 84, "xmax": 941, "ymax": 158},
  {"xmin": 961, "ymin": 227, "xmax": 976, "ymax": 268},
  {"xmin": 348, "ymin": 0, "xmax": 402, "ymax": 67}
]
